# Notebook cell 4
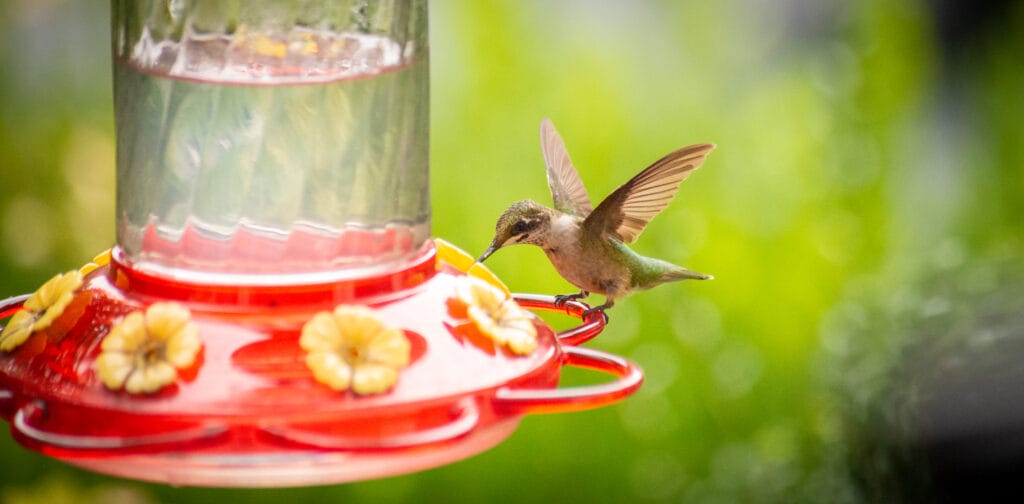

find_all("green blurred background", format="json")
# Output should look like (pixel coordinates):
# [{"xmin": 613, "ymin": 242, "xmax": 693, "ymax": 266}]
[{"xmin": 2, "ymin": 0, "xmax": 1022, "ymax": 502}]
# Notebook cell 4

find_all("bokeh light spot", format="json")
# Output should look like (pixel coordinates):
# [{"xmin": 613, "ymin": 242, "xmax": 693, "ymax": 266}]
[
  {"xmin": 712, "ymin": 341, "xmax": 764, "ymax": 399},
  {"xmin": 2, "ymin": 195, "xmax": 56, "ymax": 268},
  {"xmin": 618, "ymin": 391, "xmax": 680, "ymax": 442},
  {"xmin": 629, "ymin": 450, "xmax": 687, "ymax": 501},
  {"xmin": 671, "ymin": 295, "xmax": 723, "ymax": 354},
  {"xmin": 629, "ymin": 341, "xmax": 681, "ymax": 395},
  {"xmin": 61, "ymin": 124, "xmax": 115, "ymax": 254}
]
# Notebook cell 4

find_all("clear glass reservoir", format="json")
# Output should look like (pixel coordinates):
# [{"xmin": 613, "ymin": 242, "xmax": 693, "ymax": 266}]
[{"xmin": 111, "ymin": 0, "xmax": 429, "ymax": 284}]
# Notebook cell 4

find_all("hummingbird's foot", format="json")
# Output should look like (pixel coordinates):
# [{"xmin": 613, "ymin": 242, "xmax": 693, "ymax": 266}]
[
  {"xmin": 581, "ymin": 300, "xmax": 614, "ymax": 320},
  {"xmin": 554, "ymin": 290, "xmax": 589, "ymax": 306}
]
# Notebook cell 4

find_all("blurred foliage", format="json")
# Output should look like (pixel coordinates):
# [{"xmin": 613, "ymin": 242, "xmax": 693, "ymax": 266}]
[
  {"xmin": 818, "ymin": 254, "xmax": 1024, "ymax": 502},
  {"xmin": 1, "ymin": 0, "xmax": 1023, "ymax": 502}
]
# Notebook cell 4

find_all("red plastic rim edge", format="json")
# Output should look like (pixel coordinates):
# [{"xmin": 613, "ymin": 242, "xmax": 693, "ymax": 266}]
[
  {"xmin": 260, "ymin": 398, "xmax": 480, "ymax": 450},
  {"xmin": 491, "ymin": 346, "xmax": 643, "ymax": 415},
  {"xmin": 13, "ymin": 401, "xmax": 229, "ymax": 450},
  {"xmin": 0, "ymin": 294, "xmax": 29, "ymax": 319}
]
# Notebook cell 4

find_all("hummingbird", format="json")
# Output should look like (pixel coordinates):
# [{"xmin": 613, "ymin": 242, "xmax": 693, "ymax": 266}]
[{"xmin": 476, "ymin": 118, "xmax": 715, "ymax": 317}]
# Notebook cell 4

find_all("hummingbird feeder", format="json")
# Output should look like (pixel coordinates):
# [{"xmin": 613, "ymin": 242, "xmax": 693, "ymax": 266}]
[{"xmin": 0, "ymin": 0, "xmax": 642, "ymax": 487}]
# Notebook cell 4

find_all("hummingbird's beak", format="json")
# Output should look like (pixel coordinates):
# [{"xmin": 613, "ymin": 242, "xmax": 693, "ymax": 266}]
[{"xmin": 476, "ymin": 243, "xmax": 498, "ymax": 264}]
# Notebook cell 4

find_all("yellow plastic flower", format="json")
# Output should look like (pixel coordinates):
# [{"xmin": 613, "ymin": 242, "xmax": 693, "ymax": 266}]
[
  {"xmin": 452, "ymin": 276, "xmax": 537, "ymax": 355},
  {"xmin": 434, "ymin": 238, "xmax": 511, "ymax": 296},
  {"xmin": 300, "ymin": 305, "xmax": 411, "ymax": 395},
  {"xmin": 0, "ymin": 270, "xmax": 83, "ymax": 352},
  {"xmin": 79, "ymin": 248, "xmax": 112, "ymax": 275},
  {"xmin": 96, "ymin": 302, "xmax": 202, "ymax": 394}
]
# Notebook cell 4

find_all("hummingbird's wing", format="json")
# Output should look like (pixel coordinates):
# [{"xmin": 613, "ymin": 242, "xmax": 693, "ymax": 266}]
[
  {"xmin": 541, "ymin": 118, "xmax": 593, "ymax": 217},
  {"xmin": 584, "ymin": 143, "xmax": 715, "ymax": 244}
]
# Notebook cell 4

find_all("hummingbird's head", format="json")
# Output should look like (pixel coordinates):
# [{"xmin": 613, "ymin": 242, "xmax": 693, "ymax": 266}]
[{"xmin": 476, "ymin": 200, "xmax": 551, "ymax": 263}]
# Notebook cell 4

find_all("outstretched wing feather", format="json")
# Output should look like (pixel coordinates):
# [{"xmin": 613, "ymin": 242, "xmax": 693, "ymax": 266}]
[
  {"xmin": 584, "ymin": 143, "xmax": 715, "ymax": 243},
  {"xmin": 541, "ymin": 118, "xmax": 593, "ymax": 217}
]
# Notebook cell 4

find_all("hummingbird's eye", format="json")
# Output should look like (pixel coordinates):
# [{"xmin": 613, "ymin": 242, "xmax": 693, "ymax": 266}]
[{"xmin": 512, "ymin": 220, "xmax": 528, "ymax": 235}]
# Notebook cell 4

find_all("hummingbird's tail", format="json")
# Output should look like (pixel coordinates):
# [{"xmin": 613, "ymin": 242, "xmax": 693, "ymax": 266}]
[
  {"xmin": 631, "ymin": 256, "xmax": 712, "ymax": 292},
  {"xmin": 665, "ymin": 266, "xmax": 713, "ymax": 282}
]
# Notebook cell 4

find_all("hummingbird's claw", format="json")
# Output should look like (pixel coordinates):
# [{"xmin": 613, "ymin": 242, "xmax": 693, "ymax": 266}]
[
  {"xmin": 581, "ymin": 305, "xmax": 610, "ymax": 324},
  {"xmin": 553, "ymin": 291, "xmax": 588, "ymax": 307},
  {"xmin": 581, "ymin": 299, "xmax": 614, "ymax": 322}
]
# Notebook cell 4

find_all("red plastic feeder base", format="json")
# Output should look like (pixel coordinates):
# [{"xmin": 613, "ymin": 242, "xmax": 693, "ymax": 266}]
[{"xmin": 0, "ymin": 240, "xmax": 642, "ymax": 487}]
